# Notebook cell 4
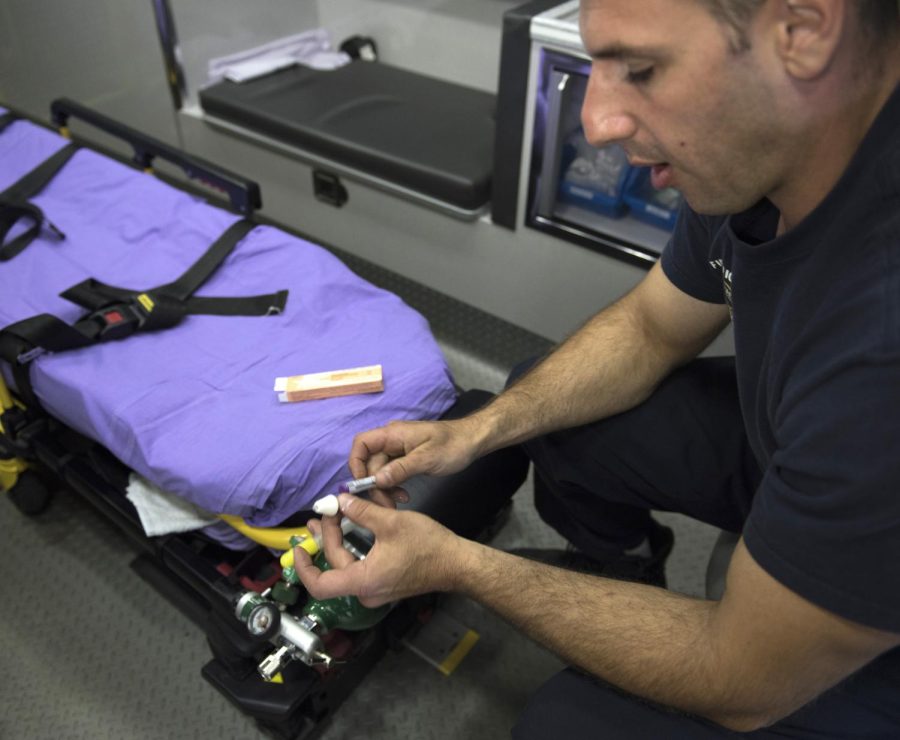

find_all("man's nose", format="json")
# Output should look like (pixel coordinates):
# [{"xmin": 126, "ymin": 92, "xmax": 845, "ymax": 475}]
[{"xmin": 581, "ymin": 80, "xmax": 638, "ymax": 147}]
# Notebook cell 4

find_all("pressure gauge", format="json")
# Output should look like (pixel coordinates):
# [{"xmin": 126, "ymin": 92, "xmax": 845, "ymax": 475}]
[{"xmin": 246, "ymin": 601, "xmax": 281, "ymax": 641}]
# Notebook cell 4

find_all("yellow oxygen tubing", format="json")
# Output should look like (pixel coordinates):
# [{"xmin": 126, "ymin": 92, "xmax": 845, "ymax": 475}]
[{"xmin": 217, "ymin": 513, "xmax": 320, "ymax": 558}]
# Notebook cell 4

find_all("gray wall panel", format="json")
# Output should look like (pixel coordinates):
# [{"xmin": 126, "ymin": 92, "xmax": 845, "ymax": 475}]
[
  {"xmin": 180, "ymin": 111, "xmax": 647, "ymax": 342},
  {"xmin": 0, "ymin": 0, "xmax": 178, "ymax": 146},
  {"xmin": 0, "ymin": 0, "xmax": 732, "ymax": 349},
  {"xmin": 315, "ymin": 0, "xmax": 521, "ymax": 92},
  {"xmin": 170, "ymin": 0, "xmax": 320, "ymax": 108}
]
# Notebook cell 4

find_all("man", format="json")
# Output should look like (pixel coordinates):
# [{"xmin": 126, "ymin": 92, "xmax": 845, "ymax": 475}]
[{"xmin": 295, "ymin": 1, "xmax": 900, "ymax": 735}]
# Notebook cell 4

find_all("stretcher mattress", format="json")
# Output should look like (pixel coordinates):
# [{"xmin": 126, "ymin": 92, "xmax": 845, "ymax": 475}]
[{"xmin": 0, "ymin": 109, "xmax": 456, "ymax": 526}]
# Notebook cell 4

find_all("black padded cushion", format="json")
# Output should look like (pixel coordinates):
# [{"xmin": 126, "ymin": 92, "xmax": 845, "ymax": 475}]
[{"xmin": 200, "ymin": 62, "xmax": 496, "ymax": 210}]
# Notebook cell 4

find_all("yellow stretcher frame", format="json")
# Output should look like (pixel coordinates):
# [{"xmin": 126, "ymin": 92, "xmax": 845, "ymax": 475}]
[{"xmin": 0, "ymin": 373, "xmax": 29, "ymax": 492}]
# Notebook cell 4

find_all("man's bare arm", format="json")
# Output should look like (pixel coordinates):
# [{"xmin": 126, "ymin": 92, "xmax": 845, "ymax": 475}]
[
  {"xmin": 471, "ymin": 261, "xmax": 729, "ymax": 455},
  {"xmin": 298, "ymin": 500, "xmax": 899, "ymax": 731},
  {"xmin": 350, "ymin": 263, "xmax": 730, "ymax": 491},
  {"xmin": 453, "ymin": 536, "xmax": 900, "ymax": 731}
]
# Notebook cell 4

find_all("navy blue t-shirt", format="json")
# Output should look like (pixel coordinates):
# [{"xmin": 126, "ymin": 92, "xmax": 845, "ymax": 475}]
[{"xmin": 662, "ymin": 83, "xmax": 900, "ymax": 635}]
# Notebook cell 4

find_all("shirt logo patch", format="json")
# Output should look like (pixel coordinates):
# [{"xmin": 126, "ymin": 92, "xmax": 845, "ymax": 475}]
[{"xmin": 709, "ymin": 259, "xmax": 734, "ymax": 317}]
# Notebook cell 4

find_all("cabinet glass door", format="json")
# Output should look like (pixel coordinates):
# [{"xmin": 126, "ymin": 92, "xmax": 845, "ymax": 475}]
[{"xmin": 528, "ymin": 50, "xmax": 683, "ymax": 266}]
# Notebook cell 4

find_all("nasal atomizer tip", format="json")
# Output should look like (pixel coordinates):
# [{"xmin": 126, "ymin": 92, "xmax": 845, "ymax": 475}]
[{"xmin": 312, "ymin": 494, "xmax": 340, "ymax": 517}]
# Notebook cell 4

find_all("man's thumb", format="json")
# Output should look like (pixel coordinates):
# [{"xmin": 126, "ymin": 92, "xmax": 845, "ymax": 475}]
[
  {"xmin": 338, "ymin": 493, "xmax": 386, "ymax": 529},
  {"xmin": 375, "ymin": 457, "xmax": 411, "ymax": 488}
]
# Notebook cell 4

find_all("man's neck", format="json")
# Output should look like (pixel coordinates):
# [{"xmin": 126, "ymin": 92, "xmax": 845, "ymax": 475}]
[{"xmin": 774, "ymin": 68, "xmax": 899, "ymax": 233}]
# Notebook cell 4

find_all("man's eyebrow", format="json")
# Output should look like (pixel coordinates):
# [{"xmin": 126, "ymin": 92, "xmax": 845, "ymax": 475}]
[{"xmin": 587, "ymin": 43, "xmax": 666, "ymax": 61}]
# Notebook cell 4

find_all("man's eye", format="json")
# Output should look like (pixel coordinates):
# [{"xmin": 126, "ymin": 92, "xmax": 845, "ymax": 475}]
[{"xmin": 626, "ymin": 66, "xmax": 654, "ymax": 84}]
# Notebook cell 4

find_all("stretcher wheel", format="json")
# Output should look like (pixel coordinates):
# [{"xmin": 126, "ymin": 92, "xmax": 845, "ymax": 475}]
[{"xmin": 8, "ymin": 470, "xmax": 53, "ymax": 516}]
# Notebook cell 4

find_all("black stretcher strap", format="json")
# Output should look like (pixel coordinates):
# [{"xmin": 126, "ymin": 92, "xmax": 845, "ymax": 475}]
[
  {"xmin": 0, "ymin": 218, "xmax": 288, "ymax": 407},
  {"xmin": 63, "ymin": 218, "xmax": 259, "ymax": 307},
  {"xmin": 0, "ymin": 144, "xmax": 77, "ymax": 261},
  {"xmin": 0, "ymin": 331, "xmax": 43, "ymax": 409},
  {"xmin": 62, "ymin": 278, "xmax": 287, "ymax": 318},
  {"xmin": 0, "ymin": 144, "xmax": 78, "ymax": 203},
  {"xmin": 156, "ymin": 219, "xmax": 257, "ymax": 300},
  {"xmin": 1, "ymin": 313, "xmax": 94, "ymax": 354}
]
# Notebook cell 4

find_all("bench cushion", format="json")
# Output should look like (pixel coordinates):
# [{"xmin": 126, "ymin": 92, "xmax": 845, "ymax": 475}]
[{"xmin": 200, "ymin": 62, "xmax": 496, "ymax": 211}]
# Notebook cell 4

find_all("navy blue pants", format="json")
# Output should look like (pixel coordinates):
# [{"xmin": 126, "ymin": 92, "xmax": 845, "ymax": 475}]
[
  {"xmin": 508, "ymin": 356, "xmax": 899, "ymax": 739},
  {"xmin": 512, "ymin": 664, "xmax": 900, "ymax": 739},
  {"xmin": 509, "ymin": 356, "xmax": 759, "ymax": 556}
]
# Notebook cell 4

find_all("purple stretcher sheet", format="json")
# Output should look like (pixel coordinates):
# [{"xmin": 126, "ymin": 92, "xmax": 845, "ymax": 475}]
[{"xmin": 0, "ymin": 112, "xmax": 457, "ymax": 528}]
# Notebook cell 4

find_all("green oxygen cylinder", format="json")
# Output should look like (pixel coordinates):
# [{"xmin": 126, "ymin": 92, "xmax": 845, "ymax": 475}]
[{"xmin": 302, "ymin": 551, "xmax": 390, "ymax": 632}]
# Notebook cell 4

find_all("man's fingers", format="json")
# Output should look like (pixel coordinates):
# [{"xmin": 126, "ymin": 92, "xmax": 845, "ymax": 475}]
[
  {"xmin": 368, "ymin": 451, "xmax": 391, "ymax": 473},
  {"xmin": 355, "ymin": 451, "xmax": 391, "ymax": 481},
  {"xmin": 349, "ymin": 429, "xmax": 410, "ymax": 477},
  {"xmin": 368, "ymin": 488, "xmax": 398, "ymax": 509},
  {"xmin": 376, "ymin": 457, "xmax": 413, "ymax": 488},
  {"xmin": 320, "ymin": 514, "xmax": 356, "ymax": 569},
  {"xmin": 293, "ymin": 550, "xmax": 367, "ymax": 601},
  {"xmin": 366, "ymin": 485, "xmax": 409, "ymax": 509},
  {"xmin": 348, "ymin": 455, "xmax": 368, "ymax": 479},
  {"xmin": 350, "ymin": 422, "xmax": 441, "ymax": 485},
  {"xmin": 338, "ymin": 493, "xmax": 392, "ymax": 530},
  {"xmin": 292, "ymin": 545, "xmax": 321, "ymax": 591},
  {"xmin": 349, "ymin": 430, "xmax": 387, "ymax": 478}
]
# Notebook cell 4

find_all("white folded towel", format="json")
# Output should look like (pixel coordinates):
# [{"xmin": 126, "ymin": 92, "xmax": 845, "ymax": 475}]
[
  {"xmin": 207, "ymin": 28, "xmax": 351, "ymax": 85},
  {"xmin": 126, "ymin": 474, "xmax": 218, "ymax": 536}
]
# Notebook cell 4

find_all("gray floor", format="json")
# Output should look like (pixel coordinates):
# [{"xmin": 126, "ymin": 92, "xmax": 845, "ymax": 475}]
[{"xmin": 0, "ymin": 257, "xmax": 721, "ymax": 740}]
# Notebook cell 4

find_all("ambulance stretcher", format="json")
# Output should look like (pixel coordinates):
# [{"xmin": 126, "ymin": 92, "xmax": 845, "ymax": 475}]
[{"xmin": 0, "ymin": 100, "xmax": 527, "ymax": 738}]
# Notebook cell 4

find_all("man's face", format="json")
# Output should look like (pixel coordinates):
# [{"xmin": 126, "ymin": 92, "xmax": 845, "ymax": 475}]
[{"xmin": 580, "ymin": 0, "xmax": 791, "ymax": 215}]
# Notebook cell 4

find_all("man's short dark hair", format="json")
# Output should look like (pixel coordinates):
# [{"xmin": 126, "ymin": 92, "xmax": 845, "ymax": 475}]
[{"xmin": 696, "ymin": 0, "xmax": 900, "ymax": 53}]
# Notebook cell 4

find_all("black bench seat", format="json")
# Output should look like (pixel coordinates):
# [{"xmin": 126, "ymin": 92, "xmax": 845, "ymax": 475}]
[{"xmin": 199, "ymin": 61, "xmax": 497, "ymax": 212}]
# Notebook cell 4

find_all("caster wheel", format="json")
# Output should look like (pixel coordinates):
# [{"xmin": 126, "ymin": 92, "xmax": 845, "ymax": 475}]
[{"xmin": 8, "ymin": 469, "xmax": 53, "ymax": 516}]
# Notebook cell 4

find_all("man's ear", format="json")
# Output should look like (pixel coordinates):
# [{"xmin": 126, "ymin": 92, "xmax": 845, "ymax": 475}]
[{"xmin": 773, "ymin": 0, "xmax": 844, "ymax": 80}]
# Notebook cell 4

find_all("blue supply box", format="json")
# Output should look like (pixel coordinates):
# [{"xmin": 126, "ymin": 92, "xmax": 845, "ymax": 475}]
[
  {"xmin": 557, "ymin": 130, "xmax": 630, "ymax": 218},
  {"xmin": 623, "ymin": 167, "xmax": 683, "ymax": 231},
  {"xmin": 557, "ymin": 128, "xmax": 682, "ymax": 230}
]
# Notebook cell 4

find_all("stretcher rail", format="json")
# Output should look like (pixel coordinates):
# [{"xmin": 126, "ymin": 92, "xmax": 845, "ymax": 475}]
[{"xmin": 49, "ymin": 97, "xmax": 261, "ymax": 215}]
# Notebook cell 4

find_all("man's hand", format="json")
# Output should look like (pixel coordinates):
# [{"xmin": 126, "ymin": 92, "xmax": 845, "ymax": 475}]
[
  {"xmin": 348, "ymin": 416, "xmax": 485, "ymax": 506},
  {"xmin": 293, "ymin": 494, "xmax": 463, "ymax": 607}
]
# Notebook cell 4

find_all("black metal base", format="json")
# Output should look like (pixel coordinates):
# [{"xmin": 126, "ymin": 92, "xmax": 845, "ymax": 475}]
[{"xmin": 4, "ymin": 388, "xmax": 529, "ymax": 739}]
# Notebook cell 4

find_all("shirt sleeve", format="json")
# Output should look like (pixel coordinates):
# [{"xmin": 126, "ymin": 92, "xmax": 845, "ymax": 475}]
[
  {"xmin": 743, "ymin": 349, "xmax": 900, "ymax": 632},
  {"xmin": 660, "ymin": 204, "xmax": 727, "ymax": 304}
]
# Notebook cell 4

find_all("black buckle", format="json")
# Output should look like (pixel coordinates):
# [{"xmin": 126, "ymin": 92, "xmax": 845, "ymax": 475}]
[{"xmin": 88, "ymin": 296, "xmax": 153, "ymax": 341}]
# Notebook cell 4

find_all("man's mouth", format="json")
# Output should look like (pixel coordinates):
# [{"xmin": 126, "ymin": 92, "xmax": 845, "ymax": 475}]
[
  {"xmin": 625, "ymin": 154, "xmax": 674, "ymax": 190},
  {"xmin": 649, "ymin": 163, "xmax": 673, "ymax": 189}
]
